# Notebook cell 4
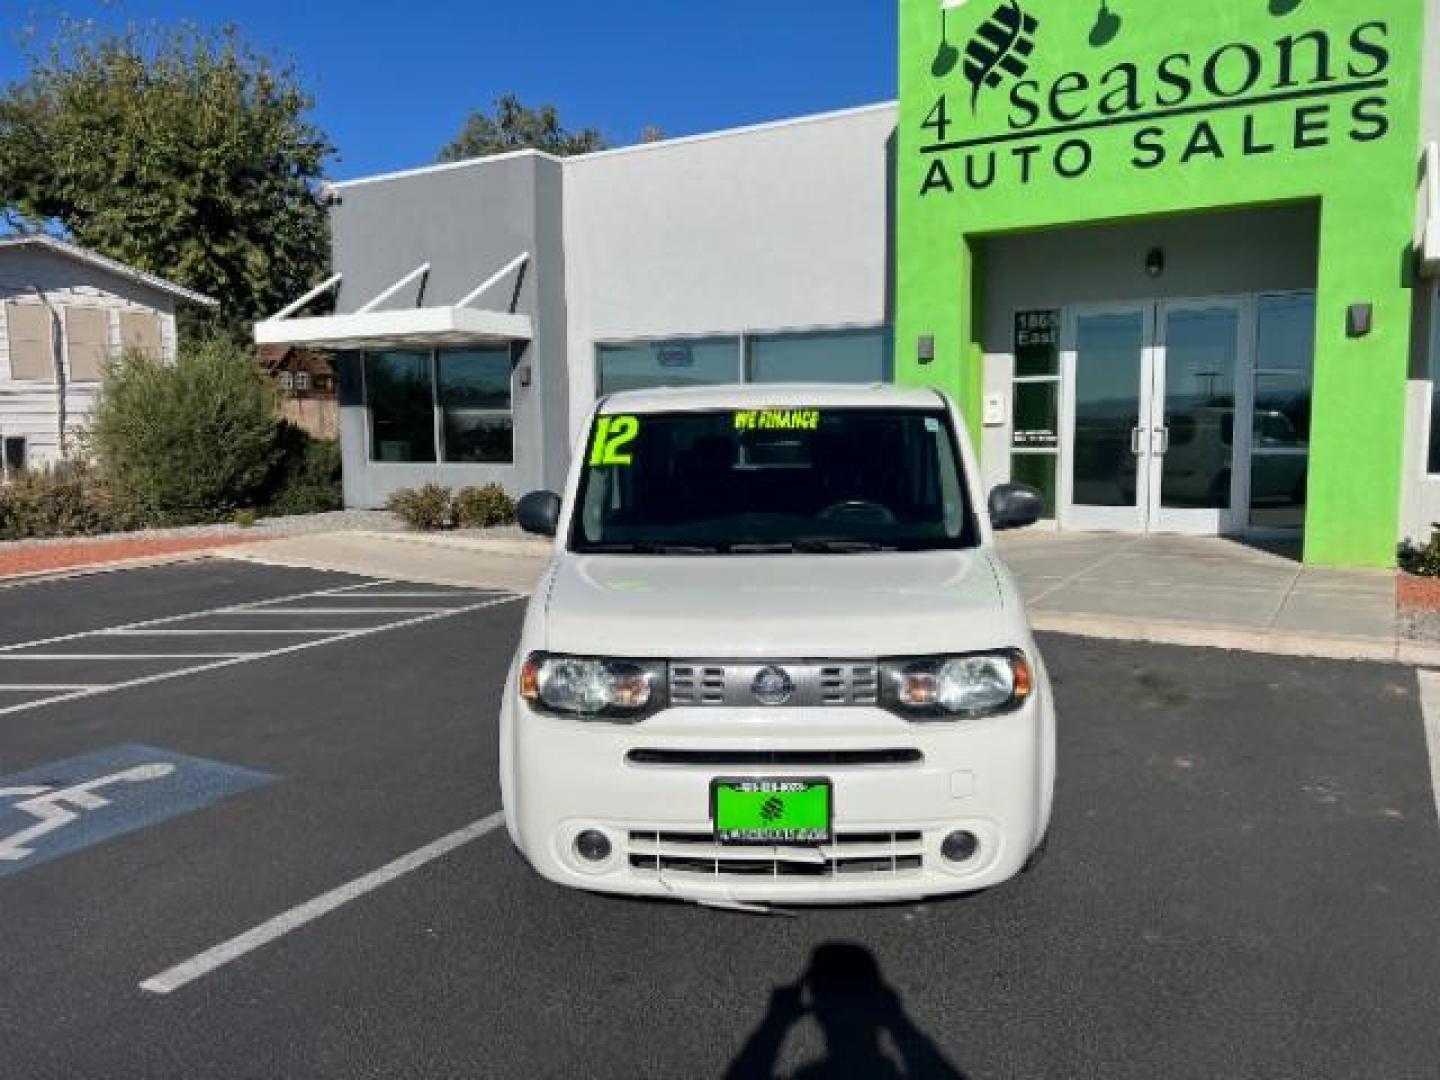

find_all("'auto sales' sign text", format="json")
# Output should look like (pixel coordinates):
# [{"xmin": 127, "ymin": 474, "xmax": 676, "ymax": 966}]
[{"xmin": 918, "ymin": 1, "xmax": 1392, "ymax": 196}]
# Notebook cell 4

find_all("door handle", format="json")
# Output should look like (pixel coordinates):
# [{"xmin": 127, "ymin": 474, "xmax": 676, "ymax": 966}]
[
  {"xmin": 1130, "ymin": 427, "xmax": 1144, "ymax": 455},
  {"xmin": 1152, "ymin": 427, "xmax": 1170, "ymax": 455}
]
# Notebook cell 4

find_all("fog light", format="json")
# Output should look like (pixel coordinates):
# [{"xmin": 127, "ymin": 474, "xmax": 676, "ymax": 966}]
[
  {"xmin": 574, "ymin": 829, "xmax": 612, "ymax": 864},
  {"xmin": 941, "ymin": 830, "xmax": 979, "ymax": 864}
]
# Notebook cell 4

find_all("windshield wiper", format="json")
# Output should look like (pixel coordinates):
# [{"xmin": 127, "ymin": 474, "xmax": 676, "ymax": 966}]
[
  {"xmin": 729, "ymin": 540, "xmax": 896, "ymax": 555},
  {"xmin": 582, "ymin": 542, "xmax": 722, "ymax": 555}
]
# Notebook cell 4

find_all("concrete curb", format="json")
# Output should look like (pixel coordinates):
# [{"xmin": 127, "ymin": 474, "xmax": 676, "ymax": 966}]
[
  {"xmin": 345, "ymin": 529, "xmax": 554, "ymax": 559},
  {"xmin": 0, "ymin": 548, "xmax": 226, "ymax": 588},
  {"xmin": 219, "ymin": 547, "xmax": 535, "ymax": 593},
  {"xmin": 1031, "ymin": 611, "xmax": 1440, "ymax": 668}
]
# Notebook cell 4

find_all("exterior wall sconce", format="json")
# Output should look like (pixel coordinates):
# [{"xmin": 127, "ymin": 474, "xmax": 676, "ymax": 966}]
[
  {"xmin": 1145, "ymin": 248, "xmax": 1166, "ymax": 278},
  {"xmin": 918, "ymin": 335, "xmax": 937, "ymax": 365},
  {"xmin": 1347, "ymin": 304, "xmax": 1374, "ymax": 338}
]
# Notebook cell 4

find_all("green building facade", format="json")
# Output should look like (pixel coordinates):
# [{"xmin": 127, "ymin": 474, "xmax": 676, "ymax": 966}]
[{"xmin": 895, "ymin": 0, "xmax": 1432, "ymax": 566}]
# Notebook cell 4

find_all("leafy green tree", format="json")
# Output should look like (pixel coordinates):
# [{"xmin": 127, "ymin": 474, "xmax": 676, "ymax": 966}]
[
  {"xmin": 0, "ymin": 23, "xmax": 333, "ymax": 340},
  {"xmin": 438, "ymin": 94, "xmax": 607, "ymax": 162}
]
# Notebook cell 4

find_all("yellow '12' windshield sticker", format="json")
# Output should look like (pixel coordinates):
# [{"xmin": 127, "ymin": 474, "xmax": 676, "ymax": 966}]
[
  {"xmin": 734, "ymin": 409, "xmax": 821, "ymax": 432},
  {"xmin": 589, "ymin": 415, "xmax": 639, "ymax": 466}
]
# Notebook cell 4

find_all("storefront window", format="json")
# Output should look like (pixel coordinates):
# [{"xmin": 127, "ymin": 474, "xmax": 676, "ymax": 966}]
[
  {"xmin": 597, "ymin": 338, "xmax": 740, "ymax": 395},
  {"xmin": 439, "ymin": 347, "xmax": 514, "ymax": 464},
  {"xmin": 1429, "ymin": 287, "xmax": 1440, "ymax": 475},
  {"xmin": 1011, "ymin": 310, "xmax": 1061, "ymax": 520},
  {"xmin": 748, "ymin": 328, "xmax": 891, "ymax": 383},
  {"xmin": 366, "ymin": 351, "xmax": 435, "ymax": 463},
  {"xmin": 1250, "ymin": 294, "xmax": 1314, "ymax": 529}
]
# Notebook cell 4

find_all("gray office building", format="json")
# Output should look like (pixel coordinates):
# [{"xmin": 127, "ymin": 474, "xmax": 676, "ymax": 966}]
[{"xmin": 256, "ymin": 104, "xmax": 896, "ymax": 509}]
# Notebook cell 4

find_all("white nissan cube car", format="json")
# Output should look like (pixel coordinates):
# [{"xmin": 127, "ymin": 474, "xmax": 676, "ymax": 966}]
[{"xmin": 501, "ymin": 384, "xmax": 1054, "ymax": 908}]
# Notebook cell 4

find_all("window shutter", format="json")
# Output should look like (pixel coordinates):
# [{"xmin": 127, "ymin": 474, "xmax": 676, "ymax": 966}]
[
  {"xmin": 65, "ymin": 307, "xmax": 110, "ymax": 382},
  {"xmin": 5, "ymin": 302, "xmax": 55, "ymax": 382},
  {"xmin": 119, "ymin": 310, "xmax": 163, "ymax": 358}
]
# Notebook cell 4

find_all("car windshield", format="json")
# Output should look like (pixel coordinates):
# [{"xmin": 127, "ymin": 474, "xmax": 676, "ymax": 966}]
[{"xmin": 570, "ymin": 406, "xmax": 978, "ymax": 554}]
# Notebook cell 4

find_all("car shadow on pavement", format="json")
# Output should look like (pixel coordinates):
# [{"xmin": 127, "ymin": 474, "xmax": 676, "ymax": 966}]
[{"xmin": 724, "ymin": 941, "xmax": 968, "ymax": 1079}]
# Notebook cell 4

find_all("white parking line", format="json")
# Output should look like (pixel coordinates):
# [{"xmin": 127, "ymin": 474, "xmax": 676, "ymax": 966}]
[
  {"xmin": 215, "ymin": 607, "xmax": 445, "ymax": 616},
  {"xmin": 0, "ymin": 684, "xmax": 102, "ymax": 692},
  {"xmin": 0, "ymin": 653, "xmax": 257, "ymax": 660},
  {"xmin": 0, "ymin": 579, "xmax": 393, "ymax": 655},
  {"xmin": 103, "ymin": 629, "xmax": 358, "ymax": 637},
  {"xmin": 1416, "ymin": 671, "xmax": 1440, "ymax": 828},
  {"xmin": 139, "ymin": 811, "xmax": 506, "ymax": 995},
  {"xmin": 0, "ymin": 590, "xmax": 523, "ymax": 718}
]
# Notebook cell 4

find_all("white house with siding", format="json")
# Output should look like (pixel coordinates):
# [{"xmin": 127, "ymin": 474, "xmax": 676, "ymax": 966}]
[{"xmin": 0, "ymin": 235, "xmax": 216, "ymax": 476}]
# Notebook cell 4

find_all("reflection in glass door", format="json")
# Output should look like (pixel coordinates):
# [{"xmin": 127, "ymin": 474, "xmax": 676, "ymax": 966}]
[
  {"xmin": 1248, "ymin": 294, "xmax": 1314, "ymax": 530},
  {"xmin": 1061, "ymin": 307, "xmax": 1152, "ymax": 532},
  {"xmin": 1150, "ymin": 301, "xmax": 1244, "ymax": 535},
  {"xmin": 1056, "ymin": 295, "xmax": 1304, "ymax": 536}
]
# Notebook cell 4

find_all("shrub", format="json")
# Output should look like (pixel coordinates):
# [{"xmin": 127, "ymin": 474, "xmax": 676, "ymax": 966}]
[
  {"xmin": 0, "ymin": 463, "xmax": 129, "ymax": 540},
  {"xmin": 263, "ymin": 424, "xmax": 342, "ymax": 517},
  {"xmin": 233, "ymin": 509, "xmax": 258, "ymax": 528},
  {"xmin": 1401, "ymin": 528, "xmax": 1440, "ymax": 577},
  {"xmin": 386, "ymin": 484, "xmax": 453, "ymax": 530},
  {"xmin": 90, "ymin": 337, "xmax": 280, "ymax": 524},
  {"xmin": 454, "ymin": 484, "xmax": 516, "ymax": 529}
]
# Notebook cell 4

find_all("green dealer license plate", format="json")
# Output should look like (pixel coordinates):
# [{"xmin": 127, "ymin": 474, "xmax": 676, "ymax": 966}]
[{"xmin": 712, "ymin": 778, "xmax": 832, "ymax": 845}]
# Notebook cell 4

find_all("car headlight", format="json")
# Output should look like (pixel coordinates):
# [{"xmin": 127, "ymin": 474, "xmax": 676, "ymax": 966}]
[
  {"xmin": 519, "ymin": 653, "xmax": 665, "ymax": 720},
  {"xmin": 881, "ymin": 651, "xmax": 1033, "ymax": 720}
]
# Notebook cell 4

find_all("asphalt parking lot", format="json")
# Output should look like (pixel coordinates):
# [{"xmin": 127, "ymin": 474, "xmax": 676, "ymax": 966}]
[{"xmin": 1, "ymin": 559, "xmax": 1439, "ymax": 1079}]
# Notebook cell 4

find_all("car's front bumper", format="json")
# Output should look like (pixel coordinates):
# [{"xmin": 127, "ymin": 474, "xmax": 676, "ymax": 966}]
[{"xmin": 503, "ymin": 691, "xmax": 1054, "ymax": 906}]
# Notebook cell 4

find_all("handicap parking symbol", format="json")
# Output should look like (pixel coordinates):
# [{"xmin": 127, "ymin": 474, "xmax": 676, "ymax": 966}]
[{"xmin": 0, "ymin": 745, "xmax": 273, "ymax": 880}]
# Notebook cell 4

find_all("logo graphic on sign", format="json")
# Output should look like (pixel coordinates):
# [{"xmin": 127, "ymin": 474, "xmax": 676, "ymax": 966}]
[{"xmin": 963, "ymin": 1, "xmax": 1040, "ymax": 110}]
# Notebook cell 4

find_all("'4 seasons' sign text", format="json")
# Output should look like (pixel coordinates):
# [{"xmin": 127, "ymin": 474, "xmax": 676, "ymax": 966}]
[{"xmin": 919, "ymin": 3, "xmax": 1393, "ymax": 196}]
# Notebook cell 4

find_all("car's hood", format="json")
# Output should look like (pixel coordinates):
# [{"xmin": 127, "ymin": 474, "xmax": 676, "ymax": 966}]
[{"xmin": 540, "ymin": 550, "xmax": 1018, "ymax": 658}]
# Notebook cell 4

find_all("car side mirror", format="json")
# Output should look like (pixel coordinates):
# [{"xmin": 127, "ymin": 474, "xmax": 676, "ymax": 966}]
[
  {"xmin": 516, "ymin": 490, "xmax": 562, "ymax": 538},
  {"xmin": 988, "ymin": 483, "xmax": 1045, "ymax": 531}
]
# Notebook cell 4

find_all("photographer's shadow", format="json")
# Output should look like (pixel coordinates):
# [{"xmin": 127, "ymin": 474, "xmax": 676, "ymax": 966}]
[{"xmin": 725, "ymin": 941, "xmax": 968, "ymax": 1080}]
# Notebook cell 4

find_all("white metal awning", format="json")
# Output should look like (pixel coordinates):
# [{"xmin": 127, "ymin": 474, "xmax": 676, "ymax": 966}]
[
  {"xmin": 254, "ymin": 305, "xmax": 532, "ymax": 350},
  {"xmin": 254, "ymin": 253, "xmax": 532, "ymax": 350}
]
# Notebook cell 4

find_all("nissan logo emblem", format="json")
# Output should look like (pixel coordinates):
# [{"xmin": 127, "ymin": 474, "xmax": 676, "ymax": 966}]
[{"xmin": 751, "ymin": 666, "xmax": 796, "ymax": 706}]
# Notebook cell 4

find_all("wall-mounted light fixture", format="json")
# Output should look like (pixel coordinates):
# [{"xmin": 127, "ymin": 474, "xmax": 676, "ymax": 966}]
[
  {"xmin": 918, "ymin": 335, "xmax": 937, "ymax": 365},
  {"xmin": 1347, "ymin": 303, "xmax": 1374, "ymax": 338},
  {"xmin": 1145, "ymin": 247, "xmax": 1166, "ymax": 279}
]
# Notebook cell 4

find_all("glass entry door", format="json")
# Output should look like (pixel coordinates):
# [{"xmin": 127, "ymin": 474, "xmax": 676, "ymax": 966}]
[{"xmin": 1059, "ymin": 299, "xmax": 1249, "ymax": 535}]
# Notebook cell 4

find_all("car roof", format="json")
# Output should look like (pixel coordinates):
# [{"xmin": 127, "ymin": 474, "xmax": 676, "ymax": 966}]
[{"xmin": 597, "ymin": 383, "xmax": 948, "ymax": 415}]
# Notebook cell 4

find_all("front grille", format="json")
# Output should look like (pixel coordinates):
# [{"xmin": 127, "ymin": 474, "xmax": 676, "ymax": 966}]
[
  {"xmin": 667, "ymin": 661, "xmax": 881, "ymax": 708},
  {"xmin": 820, "ymin": 665, "xmax": 880, "ymax": 705},
  {"xmin": 626, "ymin": 830, "xmax": 925, "ymax": 878},
  {"xmin": 626, "ymin": 748, "xmax": 922, "ymax": 767},
  {"xmin": 669, "ymin": 665, "xmax": 727, "ymax": 706}
]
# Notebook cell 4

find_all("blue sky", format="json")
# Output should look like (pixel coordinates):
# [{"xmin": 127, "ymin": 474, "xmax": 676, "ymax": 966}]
[{"xmin": 0, "ymin": 0, "xmax": 898, "ymax": 181}]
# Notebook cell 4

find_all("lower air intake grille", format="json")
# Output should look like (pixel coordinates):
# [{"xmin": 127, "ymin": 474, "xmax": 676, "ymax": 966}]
[
  {"xmin": 626, "ymin": 749, "xmax": 922, "ymax": 767},
  {"xmin": 626, "ymin": 830, "xmax": 925, "ymax": 878}
]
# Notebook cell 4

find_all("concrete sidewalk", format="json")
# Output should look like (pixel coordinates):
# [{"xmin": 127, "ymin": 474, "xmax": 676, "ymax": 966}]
[
  {"xmin": 221, "ymin": 529, "xmax": 551, "ymax": 593},
  {"xmin": 996, "ymin": 531, "xmax": 1415, "ymax": 663},
  {"xmin": 215, "ymin": 527, "xmax": 1429, "ymax": 665}
]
